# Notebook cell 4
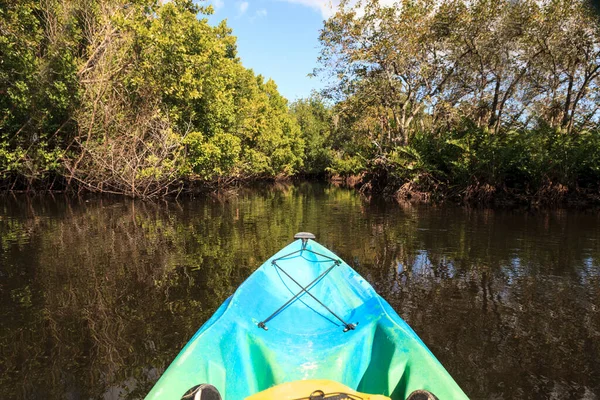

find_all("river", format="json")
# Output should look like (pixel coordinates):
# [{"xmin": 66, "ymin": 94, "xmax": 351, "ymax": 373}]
[{"xmin": 1, "ymin": 183, "xmax": 599, "ymax": 399}]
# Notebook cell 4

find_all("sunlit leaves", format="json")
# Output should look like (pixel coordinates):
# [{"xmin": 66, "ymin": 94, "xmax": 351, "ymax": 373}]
[
  {"xmin": 1, "ymin": 0, "xmax": 308, "ymax": 193},
  {"xmin": 312, "ymin": 0, "xmax": 600, "ymax": 201}
]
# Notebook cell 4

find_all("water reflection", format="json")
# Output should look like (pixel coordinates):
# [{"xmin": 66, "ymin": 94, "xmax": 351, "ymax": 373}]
[{"xmin": 0, "ymin": 184, "xmax": 599, "ymax": 399}]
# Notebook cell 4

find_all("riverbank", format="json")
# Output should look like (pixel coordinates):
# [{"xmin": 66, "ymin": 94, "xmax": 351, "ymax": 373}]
[
  {"xmin": 349, "ymin": 171, "xmax": 600, "ymax": 208},
  {"xmin": 3, "ymin": 173, "xmax": 600, "ymax": 209}
]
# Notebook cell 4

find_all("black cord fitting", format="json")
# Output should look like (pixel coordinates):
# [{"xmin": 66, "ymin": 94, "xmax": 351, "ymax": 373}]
[{"xmin": 257, "ymin": 322, "xmax": 268, "ymax": 331}]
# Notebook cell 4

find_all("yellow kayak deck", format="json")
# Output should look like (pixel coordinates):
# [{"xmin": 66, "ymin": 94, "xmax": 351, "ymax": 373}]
[{"xmin": 246, "ymin": 379, "xmax": 390, "ymax": 400}]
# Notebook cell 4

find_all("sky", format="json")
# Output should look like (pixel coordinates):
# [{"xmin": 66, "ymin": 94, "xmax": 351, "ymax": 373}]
[{"xmin": 204, "ymin": 0, "xmax": 336, "ymax": 101}]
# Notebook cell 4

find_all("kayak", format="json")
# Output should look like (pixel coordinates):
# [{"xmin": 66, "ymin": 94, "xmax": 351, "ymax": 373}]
[{"xmin": 146, "ymin": 233, "xmax": 468, "ymax": 400}]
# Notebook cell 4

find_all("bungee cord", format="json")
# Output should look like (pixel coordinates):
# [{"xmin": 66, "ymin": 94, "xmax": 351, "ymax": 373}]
[{"xmin": 257, "ymin": 246, "xmax": 357, "ymax": 333}]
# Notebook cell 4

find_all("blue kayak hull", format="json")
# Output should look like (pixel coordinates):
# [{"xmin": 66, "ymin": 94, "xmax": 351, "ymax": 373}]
[{"xmin": 146, "ymin": 238, "xmax": 468, "ymax": 399}]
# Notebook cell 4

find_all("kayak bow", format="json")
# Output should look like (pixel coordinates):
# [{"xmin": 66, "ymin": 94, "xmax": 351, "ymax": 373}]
[{"xmin": 146, "ymin": 234, "xmax": 467, "ymax": 400}]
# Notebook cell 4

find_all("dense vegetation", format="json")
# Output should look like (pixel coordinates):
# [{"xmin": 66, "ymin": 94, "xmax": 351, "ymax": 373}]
[
  {"xmin": 314, "ymin": 0, "xmax": 600, "ymax": 204},
  {"xmin": 2, "ymin": 0, "xmax": 600, "ymax": 203},
  {"xmin": 1, "ymin": 0, "xmax": 303, "ymax": 196}
]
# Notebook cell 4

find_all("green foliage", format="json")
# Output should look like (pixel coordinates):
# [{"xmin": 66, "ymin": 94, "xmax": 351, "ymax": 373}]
[
  {"xmin": 327, "ymin": 154, "xmax": 365, "ymax": 176},
  {"xmin": 0, "ymin": 0, "xmax": 307, "ymax": 194},
  {"xmin": 0, "ymin": 144, "xmax": 25, "ymax": 174},
  {"xmin": 122, "ymin": 0, "xmax": 238, "ymax": 135},
  {"xmin": 376, "ymin": 128, "xmax": 600, "ymax": 199},
  {"xmin": 184, "ymin": 132, "xmax": 241, "ymax": 179},
  {"xmin": 309, "ymin": 0, "xmax": 600, "ymax": 202},
  {"xmin": 0, "ymin": 0, "xmax": 80, "ymax": 184},
  {"xmin": 3, "ymin": 0, "xmax": 600, "ymax": 202},
  {"xmin": 234, "ymin": 76, "xmax": 305, "ymax": 176},
  {"xmin": 290, "ymin": 95, "xmax": 333, "ymax": 174}
]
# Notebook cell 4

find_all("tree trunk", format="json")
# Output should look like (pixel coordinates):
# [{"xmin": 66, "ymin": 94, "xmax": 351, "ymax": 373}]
[
  {"xmin": 488, "ymin": 76, "xmax": 501, "ymax": 130},
  {"xmin": 561, "ymin": 72, "xmax": 574, "ymax": 131}
]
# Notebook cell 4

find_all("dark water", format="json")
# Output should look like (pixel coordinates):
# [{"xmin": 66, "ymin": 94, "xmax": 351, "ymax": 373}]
[{"xmin": 1, "ymin": 183, "xmax": 599, "ymax": 400}]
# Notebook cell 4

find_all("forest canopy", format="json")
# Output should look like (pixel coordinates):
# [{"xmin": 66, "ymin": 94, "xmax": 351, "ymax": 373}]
[
  {"xmin": 316, "ymin": 0, "xmax": 600, "ymax": 203},
  {"xmin": 1, "ymin": 0, "xmax": 303, "ymax": 196},
  {"xmin": 2, "ymin": 0, "xmax": 600, "ymax": 203}
]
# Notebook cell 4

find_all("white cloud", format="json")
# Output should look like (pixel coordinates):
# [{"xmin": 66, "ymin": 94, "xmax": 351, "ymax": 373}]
[
  {"xmin": 249, "ymin": 7, "xmax": 268, "ymax": 21},
  {"xmin": 279, "ymin": 0, "xmax": 397, "ymax": 19},
  {"xmin": 280, "ymin": 0, "xmax": 336, "ymax": 18},
  {"xmin": 213, "ymin": 0, "xmax": 225, "ymax": 10},
  {"xmin": 238, "ymin": 1, "xmax": 249, "ymax": 14}
]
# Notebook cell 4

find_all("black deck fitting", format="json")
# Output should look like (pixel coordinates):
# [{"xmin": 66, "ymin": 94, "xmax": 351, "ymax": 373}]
[
  {"xmin": 294, "ymin": 232, "xmax": 316, "ymax": 240},
  {"xmin": 294, "ymin": 232, "xmax": 316, "ymax": 248},
  {"xmin": 257, "ymin": 322, "xmax": 268, "ymax": 331}
]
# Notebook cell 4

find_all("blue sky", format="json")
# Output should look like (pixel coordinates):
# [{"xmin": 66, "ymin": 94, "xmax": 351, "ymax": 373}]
[{"xmin": 204, "ymin": 0, "xmax": 335, "ymax": 101}]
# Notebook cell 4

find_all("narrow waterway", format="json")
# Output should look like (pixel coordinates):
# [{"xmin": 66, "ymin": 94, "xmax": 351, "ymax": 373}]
[{"xmin": 1, "ymin": 183, "xmax": 599, "ymax": 399}]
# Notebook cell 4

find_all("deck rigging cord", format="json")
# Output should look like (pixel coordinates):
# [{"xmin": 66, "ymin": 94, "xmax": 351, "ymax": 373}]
[
  {"xmin": 291, "ymin": 390, "xmax": 364, "ymax": 400},
  {"xmin": 257, "ymin": 245, "xmax": 357, "ymax": 332}
]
